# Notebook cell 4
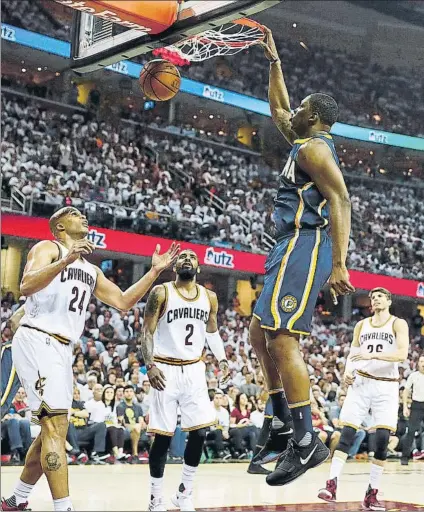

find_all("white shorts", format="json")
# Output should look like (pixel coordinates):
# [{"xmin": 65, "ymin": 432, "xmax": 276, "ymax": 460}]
[
  {"xmin": 12, "ymin": 326, "xmax": 73, "ymax": 423},
  {"xmin": 148, "ymin": 360, "xmax": 217, "ymax": 436},
  {"xmin": 339, "ymin": 374, "xmax": 399, "ymax": 432}
]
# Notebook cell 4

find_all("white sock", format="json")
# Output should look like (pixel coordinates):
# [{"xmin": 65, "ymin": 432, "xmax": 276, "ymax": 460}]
[
  {"xmin": 369, "ymin": 463, "xmax": 384, "ymax": 489},
  {"xmin": 53, "ymin": 496, "xmax": 74, "ymax": 511},
  {"xmin": 150, "ymin": 476, "xmax": 164, "ymax": 499},
  {"xmin": 329, "ymin": 456, "xmax": 346, "ymax": 480},
  {"xmin": 181, "ymin": 463, "xmax": 197, "ymax": 493},
  {"xmin": 14, "ymin": 480, "xmax": 35, "ymax": 506}
]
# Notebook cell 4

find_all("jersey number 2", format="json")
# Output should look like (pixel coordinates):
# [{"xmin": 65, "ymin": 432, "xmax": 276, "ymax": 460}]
[
  {"xmin": 69, "ymin": 287, "xmax": 86, "ymax": 315},
  {"xmin": 185, "ymin": 324, "xmax": 194, "ymax": 345}
]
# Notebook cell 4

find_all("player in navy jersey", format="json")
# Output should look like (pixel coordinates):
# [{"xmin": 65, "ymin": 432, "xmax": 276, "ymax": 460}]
[{"xmin": 248, "ymin": 27, "xmax": 355, "ymax": 486}]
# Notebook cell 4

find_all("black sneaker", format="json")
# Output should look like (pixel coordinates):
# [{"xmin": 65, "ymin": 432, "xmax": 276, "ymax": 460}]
[
  {"xmin": 251, "ymin": 424, "xmax": 294, "ymax": 466},
  {"xmin": 266, "ymin": 434, "xmax": 330, "ymax": 486},
  {"xmin": 247, "ymin": 461, "xmax": 271, "ymax": 475}
]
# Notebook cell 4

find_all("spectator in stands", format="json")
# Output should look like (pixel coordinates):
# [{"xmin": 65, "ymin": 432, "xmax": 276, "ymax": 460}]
[
  {"xmin": 207, "ymin": 389, "xmax": 231, "ymax": 459},
  {"xmin": 102, "ymin": 385, "xmax": 126, "ymax": 462},
  {"xmin": 67, "ymin": 386, "xmax": 108, "ymax": 464},
  {"xmin": 229, "ymin": 393, "xmax": 258, "ymax": 458},
  {"xmin": 117, "ymin": 385, "xmax": 147, "ymax": 463},
  {"xmin": 311, "ymin": 400, "xmax": 341, "ymax": 456},
  {"xmin": 1, "ymin": 388, "xmax": 31, "ymax": 464}
]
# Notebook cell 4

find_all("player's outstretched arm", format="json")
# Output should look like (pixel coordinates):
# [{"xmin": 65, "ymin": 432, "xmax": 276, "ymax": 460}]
[
  {"xmin": 351, "ymin": 318, "xmax": 409, "ymax": 364},
  {"xmin": 93, "ymin": 242, "xmax": 179, "ymax": 311},
  {"xmin": 205, "ymin": 290, "xmax": 230, "ymax": 383},
  {"xmin": 259, "ymin": 26, "xmax": 298, "ymax": 145},
  {"xmin": 139, "ymin": 285, "xmax": 167, "ymax": 390},
  {"xmin": 20, "ymin": 239, "xmax": 94, "ymax": 296},
  {"xmin": 297, "ymin": 139, "xmax": 355, "ymax": 303}
]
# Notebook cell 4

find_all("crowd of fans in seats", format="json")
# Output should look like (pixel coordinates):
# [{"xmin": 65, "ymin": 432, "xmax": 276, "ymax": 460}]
[
  {"xmin": 2, "ymin": 1, "xmax": 424, "ymax": 137},
  {"xmin": 2, "ymin": 93, "xmax": 424, "ymax": 277},
  {"xmin": 2, "ymin": 289, "xmax": 423, "ymax": 464}
]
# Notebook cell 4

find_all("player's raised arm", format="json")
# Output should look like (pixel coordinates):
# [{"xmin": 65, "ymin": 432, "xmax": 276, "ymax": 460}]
[
  {"xmin": 139, "ymin": 285, "xmax": 167, "ymax": 390},
  {"xmin": 260, "ymin": 26, "xmax": 298, "ymax": 145},
  {"xmin": 351, "ymin": 318, "xmax": 409, "ymax": 363},
  {"xmin": 297, "ymin": 139, "xmax": 355, "ymax": 301},
  {"xmin": 20, "ymin": 239, "xmax": 94, "ymax": 296},
  {"xmin": 205, "ymin": 290, "xmax": 230, "ymax": 382},
  {"xmin": 93, "ymin": 242, "xmax": 179, "ymax": 311}
]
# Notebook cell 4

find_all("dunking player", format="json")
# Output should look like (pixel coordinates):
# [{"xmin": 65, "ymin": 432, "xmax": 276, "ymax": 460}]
[
  {"xmin": 318, "ymin": 288, "xmax": 409, "ymax": 510},
  {"xmin": 1, "ymin": 206, "xmax": 179, "ymax": 512},
  {"xmin": 248, "ymin": 27, "xmax": 355, "ymax": 486},
  {"xmin": 141, "ymin": 249, "xmax": 229, "ymax": 512}
]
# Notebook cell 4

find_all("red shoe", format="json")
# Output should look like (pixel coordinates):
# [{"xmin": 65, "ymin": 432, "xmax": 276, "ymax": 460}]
[
  {"xmin": 1, "ymin": 497, "xmax": 30, "ymax": 511},
  {"xmin": 318, "ymin": 478, "xmax": 337, "ymax": 502},
  {"xmin": 413, "ymin": 450, "xmax": 424, "ymax": 460},
  {"xmin": 363, "ymin": 486, "xmax": 385, "ymax": 511}
]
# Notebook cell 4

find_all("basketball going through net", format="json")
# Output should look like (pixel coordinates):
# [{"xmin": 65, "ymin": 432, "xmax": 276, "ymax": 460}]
[{"xmin": 156, "ymin": 18, "xmax": 265, "ymax": 63}]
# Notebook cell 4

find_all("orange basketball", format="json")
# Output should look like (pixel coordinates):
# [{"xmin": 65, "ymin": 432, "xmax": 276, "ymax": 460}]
[{"xmin": 139, "ymin": 59, "xmax": 181, "ymax": 101}]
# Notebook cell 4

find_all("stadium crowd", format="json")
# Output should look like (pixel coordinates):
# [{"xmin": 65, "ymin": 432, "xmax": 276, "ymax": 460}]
[
  {"xmin": 2, "ymin": 290, "xmax": 423, "ymax": 465},
  {"xmin": 2, "ymin": 1, "xmax": 424, "ymax": 136},
  {"xmin": 2, "ymin": 93, "xmax": 424, "ymax": 277}
]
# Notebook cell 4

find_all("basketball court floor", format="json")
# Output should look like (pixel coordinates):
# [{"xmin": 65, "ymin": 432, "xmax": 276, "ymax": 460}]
[{"xmin": 2, "ymin": 460, "xmax": 423, "ymax": 511}]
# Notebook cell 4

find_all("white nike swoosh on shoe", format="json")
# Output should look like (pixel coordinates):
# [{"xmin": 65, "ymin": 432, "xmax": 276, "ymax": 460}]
[
  {"xmin": 300, "ymin": 444, "xmax": 318, "ymax": 465},
  {"xmin": 278, "ymin": 428, "xmax": 293, "ymax": 436}
]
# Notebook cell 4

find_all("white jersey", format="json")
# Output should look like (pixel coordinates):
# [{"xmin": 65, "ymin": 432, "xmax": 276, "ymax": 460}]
[
  {"xmin": 21, "ymin": 241, "xmax": 97, "ymax": 343},
  {"xmin": 153, "ymin": 282, "xmax": 211, "ymax": 360},
  {"xmin": 356, "ymin": 315, "xmax": 399, "ymax": 379}
]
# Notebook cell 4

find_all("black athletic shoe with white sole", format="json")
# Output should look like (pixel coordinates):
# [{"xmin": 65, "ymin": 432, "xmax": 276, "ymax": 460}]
[
  {"xmin": 251, "ymin": 424, "xmax": 294, "ymax": 466},
  {"xmin": 266, "ymin": 434, "xmax": 330, "ymax": 486}
]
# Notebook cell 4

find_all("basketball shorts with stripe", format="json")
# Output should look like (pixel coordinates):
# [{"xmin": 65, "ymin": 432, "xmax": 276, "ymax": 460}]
[
  {"xmin": 12, "ymin": 326, "xmax": 73, "ymax": 420},
  {"xmin": 253, "ymin": 229, "xmax": 332, "ymax": 335},
  {"xmin": 148, "ymin": 360, "xmax": 217, "ymax": 436},
  {"xmin": 339, "ymin": 375, "xmax": 399, "ymax": 432}
]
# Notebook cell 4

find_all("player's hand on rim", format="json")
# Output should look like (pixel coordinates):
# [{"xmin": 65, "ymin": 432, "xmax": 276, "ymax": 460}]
[
  {"xmin": 151, "ymin": 241, "xmax": 180, "ymax": 273},
  {"xmin": 64, "ymin": 239, "xmax": 95, "ymax": 264},
  {"xmin": 147, "ymin": 364, "xmax": 166, "ymax": 391},
  {"xmin": 329, "ymin": 265, "xmax": 355, "ymax": 305},
  {"xmin": 258, "ymin": 26, "xmax": 279, "ymax": 62}
]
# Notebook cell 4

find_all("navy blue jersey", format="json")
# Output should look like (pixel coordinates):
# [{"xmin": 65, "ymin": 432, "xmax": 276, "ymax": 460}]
[{"xmin": 272, "ymin": 133, "xmax": 338, "ymax": 238}]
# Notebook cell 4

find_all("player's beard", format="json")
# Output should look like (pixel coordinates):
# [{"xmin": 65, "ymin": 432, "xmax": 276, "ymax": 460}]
[{"xmin": 177, "ymin": 267, "xmax": 197, "ymax": 281}]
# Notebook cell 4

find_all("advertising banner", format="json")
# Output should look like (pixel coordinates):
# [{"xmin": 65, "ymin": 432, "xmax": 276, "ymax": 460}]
[{"xmin": 3, "ymin": 215, "xmax": 423, "ymax": 299}]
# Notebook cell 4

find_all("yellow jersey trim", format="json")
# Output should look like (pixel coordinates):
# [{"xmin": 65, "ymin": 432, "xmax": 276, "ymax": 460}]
[
  {"xmin": 357, "ymin": 370, "xmax": 398, "ymax": 382},
  {"xmin": 153, "ymin": 356, "xmax": 201, "ymax": 366},
  {"xmin": 294, "ymin": 134, "xmax": 333, "ymax": 144},
  {"xmin": 1, "ymin": 365, "xmax": 16, "ymax": 407},
  {"xmin": 270, "ymin": 232, "xmax": 299, "ymax": 329},
  {"xmin": 21, "ymin": 324, "xmax": 71, "ymax": 345},
  {"xmin": 287, "ymin": 229, "xmax": 321, "ymax": 331},
  {"xmin": 172, "ymin": 282, "xmax": 200, "ymax": 302},
  {"xmin": 369, "ymin": 315, "xmax": 393, "ymax": 329}
]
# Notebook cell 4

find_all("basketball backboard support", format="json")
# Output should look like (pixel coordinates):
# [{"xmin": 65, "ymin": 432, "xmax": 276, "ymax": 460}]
[{"xmin": 69, "ymin": 0, "xmax": 279, "ymax": 74}]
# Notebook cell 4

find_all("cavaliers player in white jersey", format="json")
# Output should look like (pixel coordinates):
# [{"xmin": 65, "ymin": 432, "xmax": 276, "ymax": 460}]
[
  {"xmin": 141, "ymin": 249, "xmax": 229, "ymax": 512},
  {"xmin": 318, "ymin": 288, "xmax": 409, "ymax": 511},
  {"xmin": 2, "ymin": 207, "xmax": 179, "ymax": 512}
]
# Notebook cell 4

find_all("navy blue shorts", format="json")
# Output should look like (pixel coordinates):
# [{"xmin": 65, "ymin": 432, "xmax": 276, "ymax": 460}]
[
  {"xmin": 253, "ymin": 230, "xmax": 332, "ymax": 335},
  {"xmin": 1, "ymin": 342, "xmax": 21, "ymax": 418}
]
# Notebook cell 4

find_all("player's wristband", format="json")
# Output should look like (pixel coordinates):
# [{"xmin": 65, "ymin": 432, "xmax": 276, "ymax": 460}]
[{"xmin": 146, "ymin": 363, "xmax": 156, "ymax": 371}]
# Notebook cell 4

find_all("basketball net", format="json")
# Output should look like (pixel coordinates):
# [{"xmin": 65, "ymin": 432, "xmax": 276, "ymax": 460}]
[{"xmin": 156, "ymin": 18, "xmax": 265, "ymax": 63}]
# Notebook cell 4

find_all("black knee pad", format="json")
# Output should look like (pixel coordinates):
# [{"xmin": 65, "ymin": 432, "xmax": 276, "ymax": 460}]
[
  {"xmin": 337, "ymin": 426, "xmax": 357, "ymax": 454},
  {"xmin": 149, "ymin": 434, "xmax": 172, "ymax": 478},
  {"xmin": 184, "ymin": 428, "xmax": 207, "ymax": 467},
  {"xmin": 374, "ymin": 428, "xmax": 390, "ymax": 461}
]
